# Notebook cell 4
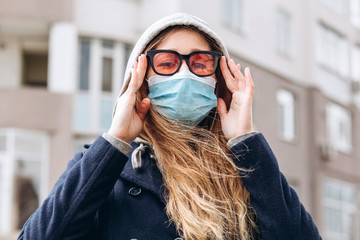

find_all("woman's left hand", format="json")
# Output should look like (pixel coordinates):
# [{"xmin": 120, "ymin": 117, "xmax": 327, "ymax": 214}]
[{"xmin": 217, "ymin": 56, "xmax": 255, "ymax": 140}]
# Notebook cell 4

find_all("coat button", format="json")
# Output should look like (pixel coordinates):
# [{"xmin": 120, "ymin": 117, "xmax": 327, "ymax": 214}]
[{"xmin": 129, "ymin": 187, "xmax": 142, "ymax": 196}]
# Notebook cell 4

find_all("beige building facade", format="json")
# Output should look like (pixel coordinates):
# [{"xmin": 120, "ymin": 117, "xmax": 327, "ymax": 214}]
[{"xmin": 0, "ymin": 0, "xmax": 359, "ymax": 239}]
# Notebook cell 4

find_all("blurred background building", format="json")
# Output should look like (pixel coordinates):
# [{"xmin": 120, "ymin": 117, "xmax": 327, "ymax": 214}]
[{"xmin": 0, "ymin": 0, "xmax": 359, "ymax": 239}]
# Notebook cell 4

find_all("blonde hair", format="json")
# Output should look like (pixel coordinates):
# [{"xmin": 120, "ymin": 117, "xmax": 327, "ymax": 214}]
[{"xmin": 133, "ymin": 26, "xmax": 257, "ymax": 239}]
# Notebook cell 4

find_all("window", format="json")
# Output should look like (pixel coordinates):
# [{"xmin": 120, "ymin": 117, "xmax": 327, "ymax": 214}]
[
  {"xmin": 326, "ymin": 103, "xmax": 352, "ymax": 153},
  {"xmin": 276, "ymin": 9, "xmax": 291, "ymax": 56},
  {"xmin": 74, "ymin": 94, "xmax": 91, "ymax": 132},
  {"xmin": 78, "ymin": 39, "xmax": 91, "ymax": 91},
  {"xmin": 316, "ymin": 24, "xmax": 349, "ymax": 78},
  {"xmin": 0, "ymin": 156, "xmax": 5, "ymax": 234},
  {"xmin": 101, "ymin": 41, "xmax": 114, "ymax": 92},
  {"xmin": 351, "ymin": 44, "xmax": 360, "ymax": 82},
  {"xmin": 123, "ymin": 43, "xmax": 133, "ymax": 76},
  {"xmin": 75, "ymin": 38, "xmax": 92, "ymax": 133},
  {"xmin": 102, "ymin": 57, "xmax": 113, "ymax": 92},
  {"xmin": 75, "ymin": 39, "xmax": 126, "ymax": 134},
  {"xmin": 23, "ymin": 53, "xmax": 48, "ymax": 87},
  {"xmin": 351, "ymin": 0, "xmax": 360, "ymax": 27},
  {"xmin": 74, "ymin": 137, "xmax": 96, "ymax": 154},
  {"xmin": 100, "ymin": 41, "xmax": 115, "ymax": 131},
  {"xmin": 223, "ymin": 0, "xmax": 245, "ymax": 32},
  {"xmin": 323, "ymin": 178, "xmax": 356, "ymax": 240},
  {"xmin": 277, "ymin": 89, "xmax": 296, "ymax": 141},
  {"xmin": 0, "ymin": 135, "xmax": 6, "ymax": 151},
  {"xmin": 100, "ymin": 97, "xmax": 113, "ymax": 131},
  {"xmin": 320, "ymin": 0, "xmax": 347, "ymax": 15},
  {"xmin": 0, "ymin": 129, "xmax": 48, "ymax": 235}
]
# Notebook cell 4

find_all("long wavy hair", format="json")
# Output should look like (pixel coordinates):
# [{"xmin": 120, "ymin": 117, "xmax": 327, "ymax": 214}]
[{"xmin": 127, "ymin": 25, "xmax": 257, "ymax": 239}]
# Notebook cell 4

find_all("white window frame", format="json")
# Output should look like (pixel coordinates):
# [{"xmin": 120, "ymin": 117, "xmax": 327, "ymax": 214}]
[
  {"xmin": 276, "ymin": 8, "xmax": 291, "ymax": 57},
  {"xmin": 320, "ymin": 0, "xmax": 348, "ymax": 15},
  {"xmin": 222, "ymin": 0, "xmax": 246, "ymax": 32},
  {"xmin": 316, "ymin": 24, "xmax": 349, "ymax": 79},
  {"xmin": 351, "ymin": 44, "xmax": 360, "ymax": 82},
  {"xmin": 0, "ymin": 128, "xmax": 49, "ymax": 235},
  {"xmin": 277, "ymin": 89, "xmax": 296, "ymax": 142},
  {"xmin": 351, "ymin": 0, "xmax": 360, "ymax": 28},
  {"xmin": 323, "ymin": 178, "xmax": 357, "ymax": 240},
  {"xmin": 74, "ymin": 38, "xmax": 126, "ymax": 134},
  {"xmin": 326, "ymin": 103, "xmax": 352, "ymax": 153}
]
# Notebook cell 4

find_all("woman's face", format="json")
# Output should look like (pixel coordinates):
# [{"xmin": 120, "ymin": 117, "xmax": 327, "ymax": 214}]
[{"xmin": 145, "ymin": 29, "xmax": 215, "ymax": 79}]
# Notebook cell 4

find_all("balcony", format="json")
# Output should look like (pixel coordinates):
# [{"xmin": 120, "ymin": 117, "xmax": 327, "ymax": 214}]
[{"xmin": 0, "ymin": 0, "xmax": 73, "ymax": 24}]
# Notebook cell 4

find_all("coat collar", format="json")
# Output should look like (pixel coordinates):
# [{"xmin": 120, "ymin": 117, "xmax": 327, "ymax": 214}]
[{"xmin": 119, "ymin": 142, "xmax": 167, "ymax": 204}]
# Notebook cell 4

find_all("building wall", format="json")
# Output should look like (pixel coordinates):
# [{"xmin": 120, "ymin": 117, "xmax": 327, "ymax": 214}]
[
  {"xmin": 311, "ymin": 0, "xmax": 360, "ymax": 107},
  {"xmin": 310, "ymin": 89, "xmax": 360, "ymax": 177},
  {"xmin": 231, "ymin": 55, "xmax": 314, "ymax": 212},
  {"xmin": 309, "ymin": 88, "xmax": 360, "ymax": 236},
  {"xmin": 0, "ymin": 88, "xmax": 73, "ymax": 192},
  {"xmin": 179, "ymin": 0, "xmax": 311, "ymax": 86},
  {"xmin": 0, "ymin": 88, "xmax": 72, "ymax": 236},
  {"xmin": 0, "ymin": 0, "xmax": 74, "ymax": 22},
  {"xmin": 0, "ymin": 40, "xmax": 22, "ymax": 88}
]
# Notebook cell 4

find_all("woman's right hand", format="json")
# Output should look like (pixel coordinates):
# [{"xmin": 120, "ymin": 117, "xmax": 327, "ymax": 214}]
[{"xmin": 108, "ymin": 54, "xmax": 151, "ymax": 143}]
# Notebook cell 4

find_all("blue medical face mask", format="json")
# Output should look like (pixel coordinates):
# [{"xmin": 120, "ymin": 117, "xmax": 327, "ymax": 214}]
[{"xmin": 147, "ymin": 70, "xmax": 218, "ymax": 126}]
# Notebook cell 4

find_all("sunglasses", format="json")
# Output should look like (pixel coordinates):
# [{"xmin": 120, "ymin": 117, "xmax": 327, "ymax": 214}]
[{"xmin": 146, "ymin": 49, "xmax": 222, "ymax": 77}]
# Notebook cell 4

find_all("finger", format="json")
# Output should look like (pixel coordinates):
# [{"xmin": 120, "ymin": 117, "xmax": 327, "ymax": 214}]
[
  {"xmin": 228, "ymin": 59, "xmax": 245, "ymax": 85},
  {"xmin": 237, "ymin": 64, "xmax": 241, "ymax": 71},
  {"xmin": 244, "ymin": 67, "xmax": 255, "ymax": 96},
  {"xmin": 127, "ymin": 61, "xmax": 139, "ymax": 92},
  {"xmin": 219, "ymin": 57, "xmax": 238, "ymax": 92},
  {"xmin": 137, "ymin": 98, "xmax": 151, "ymax": 121},
  {"xmin": 135, "ymin": 54, "xmax": 148, "ymax": 90},
  {"xmin": 220, "ymin": 56, "xmax": 233, "ymax": 80},
  {"xmin": 217, "ymin": 98, "xmax": 228, "ymax": 121}
]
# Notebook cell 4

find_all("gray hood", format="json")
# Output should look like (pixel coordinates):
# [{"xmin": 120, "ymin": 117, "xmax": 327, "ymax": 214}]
[{"xmin": 118, "ymin": 13, "xmax": 230, "ymax": 97}]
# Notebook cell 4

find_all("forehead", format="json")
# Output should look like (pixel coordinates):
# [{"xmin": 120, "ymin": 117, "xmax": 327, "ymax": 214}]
[{"xmin": 155, "ymin": 28, "xmax": 211, "ymax": 52}]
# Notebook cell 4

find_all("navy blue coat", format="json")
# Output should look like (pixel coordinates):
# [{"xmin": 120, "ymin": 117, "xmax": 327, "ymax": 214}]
[{"xmin": 18, "ymin": 133, "xmax": 322, "ymax": 239}]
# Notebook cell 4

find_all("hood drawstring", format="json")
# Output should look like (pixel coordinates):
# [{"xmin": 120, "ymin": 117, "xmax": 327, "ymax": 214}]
[{"xmin": 131, "ymin": 138, "xmax": 157, "ymax": 170}]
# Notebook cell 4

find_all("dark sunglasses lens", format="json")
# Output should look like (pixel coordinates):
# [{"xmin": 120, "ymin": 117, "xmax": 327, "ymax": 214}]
[
  {"xmin": 189, "ymin": 53, "xmax": 217, "ymax": 76},
  {"xmin": 152, "ymin": 52, "xmax": 180, "ymax": 75}
]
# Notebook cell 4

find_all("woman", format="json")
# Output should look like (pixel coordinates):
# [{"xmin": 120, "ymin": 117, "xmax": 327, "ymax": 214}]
[{"xmin": 18, "ymin": 13, "xmax": 322, "ymax": 240}]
